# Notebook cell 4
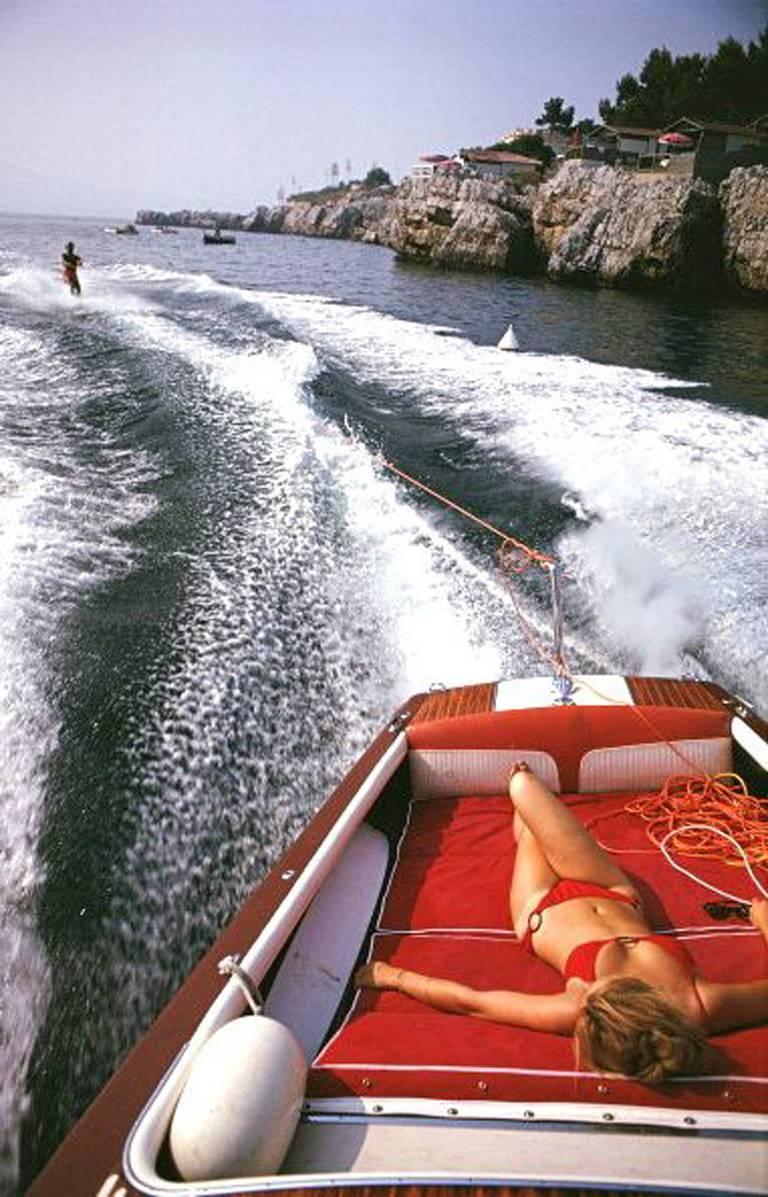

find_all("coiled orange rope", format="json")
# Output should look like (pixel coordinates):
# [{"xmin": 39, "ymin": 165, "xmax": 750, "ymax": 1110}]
[
  {"xmin": 588, "ymin": 773, "xmax": 768, "ymax": 902},
  {"xmin": 626, "ymin": 773, "xmax": 768, "ymax": 868}
]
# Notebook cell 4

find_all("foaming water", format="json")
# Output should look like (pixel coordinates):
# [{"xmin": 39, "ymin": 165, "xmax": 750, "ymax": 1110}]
[
  {"xmin": 0, "ymin": 307, "xmax": 159, "ymax": 1184},
  {"xmin": 230, "ymin": 289, "xmax": 767, "ymax": 709}
]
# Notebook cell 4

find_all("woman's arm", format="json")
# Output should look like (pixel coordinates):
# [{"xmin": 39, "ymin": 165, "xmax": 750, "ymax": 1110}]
[
  {"xmin": 697, "ymin": 897, "xmax": 768, "ymax": 1033},
  {"xmin": 355, "ymin": 961, "xmax": 579, "ymax": 1034}
]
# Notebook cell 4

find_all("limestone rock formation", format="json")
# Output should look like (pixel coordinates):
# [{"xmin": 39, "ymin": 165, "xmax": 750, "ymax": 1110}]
[
  {"xmin": 136, "ymin": 209, "xmax": 243, "ymax": 230},
  {"xmin": 532, "ymin": 161, "xmax": 722, "ymax": 291},
  {"xmin": 719, "ymin": 166, "xmax": 768, "ymax": 293},
  {"xmin": 136, "ymin": 160, "xmax": 768, "ymax": 297},
  {"xmin": 243, "ymin": 188, "xmax": 394, "ymax": 243},
  {"xmin": 385, "ymin": 175, "xmax": 539, "ymax": 274}
]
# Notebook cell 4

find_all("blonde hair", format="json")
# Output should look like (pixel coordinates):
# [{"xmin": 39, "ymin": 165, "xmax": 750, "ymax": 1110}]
[{"xmin": 575, "ymin": 977, "xmax": 708, "ymax": 1085}]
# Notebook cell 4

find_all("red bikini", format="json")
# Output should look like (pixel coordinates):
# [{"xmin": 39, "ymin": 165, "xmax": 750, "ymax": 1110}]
[
  {"xmin": 564, "ymin": 933, "xmax": 697, "ymax": 982},
  {"xmin": 519, "ymin": 878, "xmax": 697, "ymax": 982},
  {"xmin": 519, "ymin": 879, "xmax": 639, "ymax": 953}
]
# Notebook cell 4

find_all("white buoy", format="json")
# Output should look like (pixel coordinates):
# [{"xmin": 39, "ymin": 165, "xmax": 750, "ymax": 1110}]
[{"xmin": 497, "ymin": 322, "xmax": 519, "ymax": 351}]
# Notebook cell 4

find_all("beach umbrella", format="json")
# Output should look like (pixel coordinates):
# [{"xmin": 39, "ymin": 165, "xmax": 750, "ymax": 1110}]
[{"xmin": 658, "ymin": 132, "xmax": 694, "ymax": 146}]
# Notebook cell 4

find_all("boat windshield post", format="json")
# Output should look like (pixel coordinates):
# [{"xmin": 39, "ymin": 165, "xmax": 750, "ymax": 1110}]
[{"xmin": 548, "ymin": 562, "xmax": 574, "ymax": 704}]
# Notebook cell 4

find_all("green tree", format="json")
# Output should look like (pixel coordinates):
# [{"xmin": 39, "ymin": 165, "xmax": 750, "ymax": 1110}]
[
  {"xmin": 364, "ymin": 166, "xmax": 392, "ymax": 188},
  {"xmin": 746, "ymin": 25, "xmax": 768, "ymax": 116},
  {"xmin": 598, "ymin": 26, "xmax": 767, "ymax": 128},
  {"xmin": 535, "ymin": 96, "xmax": 575, "ymax": 134},
  {"xmin": 700, "ymin": 36, "xmax": 750, "ymax": 122}
]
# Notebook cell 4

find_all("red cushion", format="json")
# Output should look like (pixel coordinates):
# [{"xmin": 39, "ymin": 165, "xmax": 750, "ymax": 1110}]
[
  {"xmin": 312, "ymin": 932, "xmax": 766, "ymax": 1113},
  {"xmin": 406, "ymin": 705, "xmax": 730, "ymax": 792},
  {"xmin": 312, "ymin": 793, "xmax": 767, "ymax": 1117}
]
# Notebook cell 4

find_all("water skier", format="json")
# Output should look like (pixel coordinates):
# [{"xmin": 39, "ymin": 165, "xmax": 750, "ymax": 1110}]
[{"xmin": 62, "ymin": 241, "xmax": 83, "ymax": 295}]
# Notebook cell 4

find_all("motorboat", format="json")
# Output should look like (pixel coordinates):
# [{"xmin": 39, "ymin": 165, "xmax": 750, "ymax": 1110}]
[
  {"xmin": 203, "ymin": 229, "xmax": 236, "ymax": 245},
  {"xmin": 25, "ymin": 656, "xmax": 768, "ymax": 1195},
  {"xmin": 104, "ymin": 224, "xmax": 140, "ymax": 235},
  {"xmin": 19, "ymin": 467, "xmax": 768, "ymax": 1196}
]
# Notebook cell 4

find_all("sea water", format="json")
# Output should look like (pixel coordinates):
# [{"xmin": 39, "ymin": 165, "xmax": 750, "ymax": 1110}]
[{"xmin": 1, "ymin": 211, "xmax": 766, "ymax": 1190}]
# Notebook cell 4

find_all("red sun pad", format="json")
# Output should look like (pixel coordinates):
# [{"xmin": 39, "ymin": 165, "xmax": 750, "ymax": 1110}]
[{"xmin": 312, "ymin": 794, "xmax": 767, "ymax": 1117}]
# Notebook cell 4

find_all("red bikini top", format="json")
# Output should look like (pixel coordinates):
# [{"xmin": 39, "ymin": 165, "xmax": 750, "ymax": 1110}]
[{"xmin": 564, "ymin": 934, "xmax": 697, "ymax": 983}]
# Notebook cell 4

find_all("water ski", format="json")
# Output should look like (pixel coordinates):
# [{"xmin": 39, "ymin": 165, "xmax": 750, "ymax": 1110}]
[{"xmin": 497, "ymin": 322, "xmax": 519, "ymax": 351}]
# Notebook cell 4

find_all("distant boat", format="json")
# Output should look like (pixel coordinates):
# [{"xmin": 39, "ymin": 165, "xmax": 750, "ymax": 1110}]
[
  {"xmin": 104, "ymin": 223, "xmax": 139, "ymax": 235},
  {"xmin": 497, "ymin": 321, "xmax": 519, "ymax": 351},
  {"xmin": 203, "ymin": 229, "xmax": 236, "ymax": 245}
]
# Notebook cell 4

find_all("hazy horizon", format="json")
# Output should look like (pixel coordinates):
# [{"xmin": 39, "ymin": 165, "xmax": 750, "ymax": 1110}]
[{"xmin": 2, "ymin": 0, "xmax": 766, "ymax": 220}]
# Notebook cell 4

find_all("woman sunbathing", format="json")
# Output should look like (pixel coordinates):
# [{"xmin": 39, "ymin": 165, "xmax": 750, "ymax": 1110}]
[{"xmin": 357, "ymin": 763, "xmax": 768, "ymax": 1084}]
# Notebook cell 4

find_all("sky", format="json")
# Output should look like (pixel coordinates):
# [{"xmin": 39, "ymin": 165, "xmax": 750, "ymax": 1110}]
[{"xmin": 2, "ymin": 0, "xmax": 766, "ymax": 218}]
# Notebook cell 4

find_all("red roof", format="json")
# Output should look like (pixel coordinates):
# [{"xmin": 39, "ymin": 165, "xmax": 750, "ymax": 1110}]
[{"xmin": 463, "ymin": 149, "xmax": 541, "ymax": 166}]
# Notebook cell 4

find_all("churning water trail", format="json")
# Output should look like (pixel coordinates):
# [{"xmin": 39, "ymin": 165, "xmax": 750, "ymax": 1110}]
[
  {"xmin": 0, "ymin": 305, "xmax": 160, "ymax": 1186},
  {"xmin": 225, "ymin": 285, "xmax": 767, "ymax": 709},
  {"xmin": 9, "ymin": 261, "xmax": 558, "ymax": 1187}
]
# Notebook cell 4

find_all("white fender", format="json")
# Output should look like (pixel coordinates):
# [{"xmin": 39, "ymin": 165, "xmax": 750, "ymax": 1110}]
[{"xmin": 169, "ymin": 1015, "xmax": 307, "ymax": 1180}]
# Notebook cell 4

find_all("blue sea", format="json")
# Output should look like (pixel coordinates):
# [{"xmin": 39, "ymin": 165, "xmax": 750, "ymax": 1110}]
[{"xmin": 1, "ymin": 211, "xmax": 766, "ymax": 1192}]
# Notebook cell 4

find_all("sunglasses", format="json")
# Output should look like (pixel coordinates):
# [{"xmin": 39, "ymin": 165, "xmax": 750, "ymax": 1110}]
[{"xmin": 703, "ymin": 901, "xmax": 750, "ymax": 920}]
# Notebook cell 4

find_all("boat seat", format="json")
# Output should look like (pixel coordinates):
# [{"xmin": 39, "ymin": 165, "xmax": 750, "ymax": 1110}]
[{"xmin": 407, "ymin": 704, "xmax": 731, "ymax": 796}]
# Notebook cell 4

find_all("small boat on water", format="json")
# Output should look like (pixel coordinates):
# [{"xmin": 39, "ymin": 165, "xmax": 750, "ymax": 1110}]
[
  {"xmin": 203, "ymin": 229, "xmax": 236, "ymax": 245},
  {"xmin": 104, "ymin": 223, "xmax": 140, "ymax": 235},
  {"xmin": 25, "ymin": 669, "xmax": 768, "ymax": 1196}
]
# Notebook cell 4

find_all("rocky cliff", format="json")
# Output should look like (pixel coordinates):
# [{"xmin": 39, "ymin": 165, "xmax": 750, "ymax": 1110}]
[
  {"xmin": 383, "ymin": 175, "xmax": 540, "ymax": 274},
  {"xmin": 136, "ymin": 209, "xmax": 243, "ymax": 230},
  {"xmin": 532, "ymin": 161, "xmax": 724, "ymax": 291},
  {"xmin": 719, "ymin": 166, "xmax": 768, "ymax": 293},
  {"xmin": 243, "ymin": 187, "xmax": 393, "ymax": 242},
  {"xmin": 137, "ymin": 162, "xmax": 768, "ymax": 297}
]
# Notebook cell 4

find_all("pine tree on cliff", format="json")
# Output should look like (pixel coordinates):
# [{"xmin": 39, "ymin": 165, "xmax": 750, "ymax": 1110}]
[
  {"xmin": 599, "ymin": 25, "xmax": 768, "ymax": 127},
  {"xmin": 535, "ymin": 97, "xmax": 575, "ymax": 135}
]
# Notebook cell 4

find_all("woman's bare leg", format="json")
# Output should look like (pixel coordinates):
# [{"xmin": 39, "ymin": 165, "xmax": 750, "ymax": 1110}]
[
  {"xmin": 508, "ymin": 765, "xmax": 635, "ymax": 893},
  {"xmin": 509, "ymin": 822, "xmax": 558, "ymax": 939}
]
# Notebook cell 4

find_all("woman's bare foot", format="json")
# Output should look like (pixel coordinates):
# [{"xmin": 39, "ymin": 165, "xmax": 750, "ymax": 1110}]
[
  {"xmin": 355, "ymin": 961, "xmax": 401, "ymax": 990},
  {"xmin": 508, "ymin": 760, "xmax": 531, "ymax": 798}
]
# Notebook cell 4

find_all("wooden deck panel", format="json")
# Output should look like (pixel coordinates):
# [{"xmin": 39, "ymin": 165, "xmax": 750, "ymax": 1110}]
[
  {"xmin": 410, "ymin": 683, "xmax": 497, "ymax": 723},
  {"xmin": 627, "ymin": 677, "xmax": 724, "ymax": 710}
]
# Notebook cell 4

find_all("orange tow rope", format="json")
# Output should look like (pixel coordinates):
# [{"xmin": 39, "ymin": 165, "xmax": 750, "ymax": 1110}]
[{"xmin": 380, "ymin": 459, "xmax": 555, "ymax": 571}]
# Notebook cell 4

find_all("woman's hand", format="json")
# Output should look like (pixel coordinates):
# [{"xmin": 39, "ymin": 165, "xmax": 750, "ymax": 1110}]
[
  {"xmin": 749, "ymin": 896, "xmax": 768, "ymax": 936},
  {"xmin": 355, "ymin": 961, "xmax": 401, "ymax": 990}
]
